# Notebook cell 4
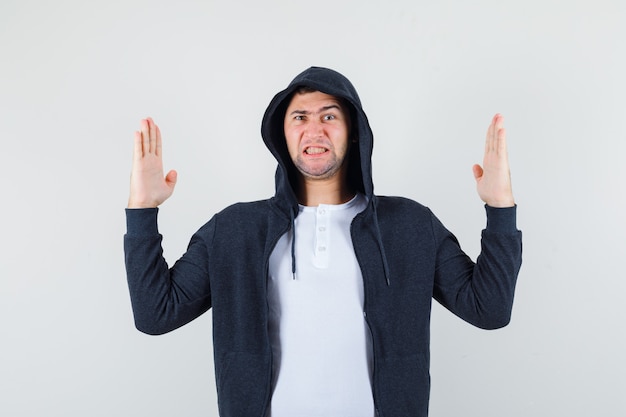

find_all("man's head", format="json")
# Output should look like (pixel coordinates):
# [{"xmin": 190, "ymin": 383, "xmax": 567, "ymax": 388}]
[
  {"xmin": 283, "ymin": 88, "xmax": 353, "ymax": 183},
  {"xmin": 261, "ymin": 67, "xmax": 372, "ymax": 201}
]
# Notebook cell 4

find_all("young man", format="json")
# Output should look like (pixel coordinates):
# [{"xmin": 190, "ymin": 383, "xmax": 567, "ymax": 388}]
[{"xmin": 124, "ymin": 66, "xmax": 522, "ymax": 417}]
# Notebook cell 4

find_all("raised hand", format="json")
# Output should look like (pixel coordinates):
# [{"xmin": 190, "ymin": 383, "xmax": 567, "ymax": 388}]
[
  {"xmin": 128, "ymin": 117, "xmax": 178, "ymax": 208},
  {"xmin": 472, "ymin": 114, "xmax": 515, "ymax": 208}
]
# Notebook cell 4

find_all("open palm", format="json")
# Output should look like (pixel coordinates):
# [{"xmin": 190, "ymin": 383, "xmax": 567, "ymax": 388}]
[
  {"xmin": 472, "ymin": 114, "xmax": 515, "ymax": 208},
  {"xmin": 128, "ymin": 118, "xmax": 177, "ymax": 208}
]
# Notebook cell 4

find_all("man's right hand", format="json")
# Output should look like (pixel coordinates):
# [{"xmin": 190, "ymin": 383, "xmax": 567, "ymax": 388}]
[{"xmin": 128, "ymin": 117, "xmax": 177, "ymax": 208}]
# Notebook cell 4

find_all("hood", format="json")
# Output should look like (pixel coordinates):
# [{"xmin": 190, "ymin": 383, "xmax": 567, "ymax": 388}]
[
  {"xmin": 261, "ymin": 66, "xmax": 375, "ymax": 213},
  {"xmin": 260, "ymin": 67, "xmax": 391, "ymax": 285}
]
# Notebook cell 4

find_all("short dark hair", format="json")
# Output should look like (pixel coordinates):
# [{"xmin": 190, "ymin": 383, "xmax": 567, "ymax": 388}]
[{"xmin": 294, "ymin": 85, "xmax": 318, "ymax": 95}]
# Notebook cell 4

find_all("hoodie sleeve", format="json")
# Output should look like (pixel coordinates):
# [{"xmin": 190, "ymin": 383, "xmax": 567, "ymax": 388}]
[
  {"xmin": 432, "ymin": 205, "xmax": 522, "ymax": 329},
  {"xmin": 124, "ymin": 208, "xmax": 213, "ymax": 335}
]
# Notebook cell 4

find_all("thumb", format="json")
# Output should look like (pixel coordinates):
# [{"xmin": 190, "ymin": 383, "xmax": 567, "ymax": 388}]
[
  {"xmin": 472, "ymin": 164, "xmax": 483, "ymax": 181},
  {"xmin": 165, "ymin": 170, "xmax": 178, "ymax": 189}
]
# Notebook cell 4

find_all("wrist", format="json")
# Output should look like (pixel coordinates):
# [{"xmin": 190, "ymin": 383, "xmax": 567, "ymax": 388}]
[
  {"xmin": 484, "ymin": 198, "xmax": 515, "ymax": 208},
  {"xmin": 485, "ymin": 204, "xmax": 518, "ymax": 233},
  {"xmin": 127, "ymin": 197, "xmax": 159, "ymax": 209}
]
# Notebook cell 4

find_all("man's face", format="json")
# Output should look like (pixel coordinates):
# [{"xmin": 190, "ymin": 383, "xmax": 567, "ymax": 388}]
[{"xmin": 283, "ymin": 91, "xmax": 351, "ymax": 181}]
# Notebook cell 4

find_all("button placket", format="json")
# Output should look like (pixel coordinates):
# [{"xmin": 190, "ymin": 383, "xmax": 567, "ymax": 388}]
[{"xmin": 314, "ymin": 205, "xmax": 330, "ymax": 267}]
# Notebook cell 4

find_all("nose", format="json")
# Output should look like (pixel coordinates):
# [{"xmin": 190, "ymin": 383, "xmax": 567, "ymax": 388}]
[{"xmin": 304, "ymin": 119, "xmax": 323, "ymax": 138}]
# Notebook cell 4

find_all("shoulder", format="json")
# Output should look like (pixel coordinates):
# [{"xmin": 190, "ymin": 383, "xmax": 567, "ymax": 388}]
[
  {"xmin": 194, "ymin": 197, "xmax": 291, "ymax": 234},
  {"xmin": 365, "ymin": 196, "xmax": 449, "ymax": 250},
  {"xmin": 374, "ymin": 195, "xmax": 433, "ymax": 218},
  {"xmin": 216, "ymin": 199, "xmax": 273, "ymax": 216},
  {"xmin": 210, "ymin": 199, "xmax": 278, "ymax": 229},
  {"xmin": 191, "ymin": 199, "xmax": 277, "ymax": 243},
  {"xmin": 369, "ymin": 196, "xmax": 439, "ymax": 237}
]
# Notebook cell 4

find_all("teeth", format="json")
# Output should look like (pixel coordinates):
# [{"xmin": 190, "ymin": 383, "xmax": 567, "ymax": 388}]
[{"xmin": 305, "ymin": 147, "xmax": 326, "ymax": 154}]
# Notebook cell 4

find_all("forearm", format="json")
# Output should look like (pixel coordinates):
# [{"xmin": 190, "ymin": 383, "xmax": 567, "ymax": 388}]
[
  {"xmin": 433, "ymin": 206, "xmax": 522, "ymax": 329},
  {"xmin": 124, "ymin": 208, "xmax": 212, "ymax": 335},
  {"xmin": 473, "ymin": 205, "xmax": 522, "ymax": 327}
]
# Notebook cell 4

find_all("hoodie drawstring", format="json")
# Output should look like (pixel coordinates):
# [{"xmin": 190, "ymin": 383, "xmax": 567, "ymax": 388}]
[
  {"xmin": 372, "ymin": 196, "xmax": 391, "ymax": 286},
  {"xmin": 289, "ymin": 198, "xmax": 390, "ymax": 286},
  {"xmin": 290, "ymin": 208, "xmax": 297, "ymax": 280}
]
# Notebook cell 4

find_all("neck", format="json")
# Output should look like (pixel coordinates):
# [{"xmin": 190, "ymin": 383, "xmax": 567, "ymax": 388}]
[{"xmin": 296, "ymin": 175, "xmax": 355, "ymax": 206}]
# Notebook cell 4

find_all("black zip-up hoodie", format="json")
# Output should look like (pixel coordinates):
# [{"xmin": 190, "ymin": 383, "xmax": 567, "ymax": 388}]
[{"xmin": 125, "ymin": 66, "xmax": 522, "ymax": 417}]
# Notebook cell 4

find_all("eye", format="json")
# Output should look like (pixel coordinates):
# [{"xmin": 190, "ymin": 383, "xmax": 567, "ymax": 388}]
[
  {"xmin": 323, "ymin": 114, "xmax": 336, "ymax": 121},
  {"xmin": 294, "ymin": 115, "xmax": 305, "ymax": 121}
]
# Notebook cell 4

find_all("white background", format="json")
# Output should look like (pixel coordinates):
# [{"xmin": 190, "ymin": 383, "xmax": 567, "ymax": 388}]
[{"xmin": 1, "ymin": 0, "xmax": 624, "ymax": 416}]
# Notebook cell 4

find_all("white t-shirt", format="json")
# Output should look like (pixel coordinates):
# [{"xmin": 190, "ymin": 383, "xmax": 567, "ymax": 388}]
[{"xmin": 267, "ymin": 194, "xmax": 374, "ymax": 417}]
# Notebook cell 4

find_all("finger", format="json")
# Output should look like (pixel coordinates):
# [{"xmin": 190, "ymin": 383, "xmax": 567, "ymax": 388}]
[
  {"xmin": 155, "ymin": 124, "xmax": 163, "ymax": 157},
  {"xmin": 485, "ymin": 114, "xmax": 497, "ymax": 153},
  {"xmin": 494, "ymin": 115, "xmax": 504, "ymax": 141},
  {"xmin": 140, "ymin": 118, "xmax": 150, "ymax": 155},
  {"xmin": 489, "ymin": 114, "xmax": 504, "ymax": 153},
  {"xmin": 494, "ymin": 113, "xmax": 503, "ymax": 128},
  {"xmin": 496, "ymin": 126, "xmax": 507, "ymax": 154},
  {"xmin": 148, "ymin": 117, "xmax": 157, "ymax": 154},
  {"xmin": 492, "ymin": 112, "xmax": 507, "ymax": 157},
  {"xmin": 133, "ymin": 131, "xmax": 143, "ymax": 160},
  {"xmin": 472, "ymin": 164, "xmax": 483, "ymax": 181},
  {"xmin": 165, "ymin": 169, "xmax": 178, "ymax": 189}
]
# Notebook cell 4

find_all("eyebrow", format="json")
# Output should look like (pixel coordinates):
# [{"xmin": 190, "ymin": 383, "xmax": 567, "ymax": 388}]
[{"xmin": 288, "ymin": 104, "xmax": 342, "ymax": 117}]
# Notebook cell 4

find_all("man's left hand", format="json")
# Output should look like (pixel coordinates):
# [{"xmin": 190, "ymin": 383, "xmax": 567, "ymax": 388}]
[{"xmin": 472, "ymin": 114, "xmax": 515, "ymax": 208}]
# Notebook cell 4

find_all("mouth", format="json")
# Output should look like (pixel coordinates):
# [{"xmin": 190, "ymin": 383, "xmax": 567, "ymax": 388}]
[{"xmin": 304, "ymin": 146, "xmax": 328, "ymax": 155}]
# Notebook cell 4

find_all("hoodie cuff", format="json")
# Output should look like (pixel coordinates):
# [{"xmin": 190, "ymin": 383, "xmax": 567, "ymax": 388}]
[
  {"xmin": 485, "ymin": 204, "xmax": 518, "ymax": 233},
  {"xmin": 125, "ymin": 208, "xmax": 159, "ymax": 236}
]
